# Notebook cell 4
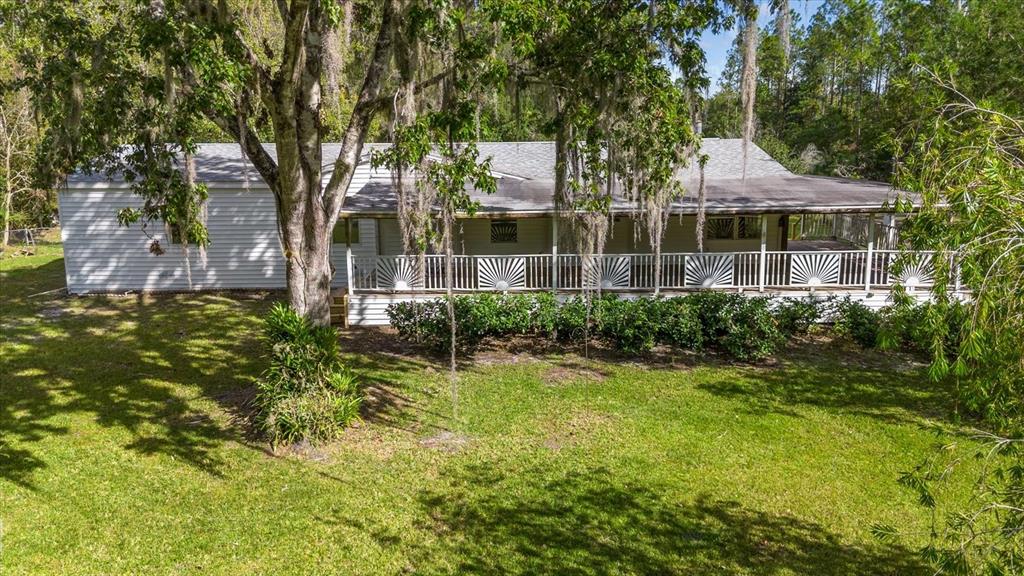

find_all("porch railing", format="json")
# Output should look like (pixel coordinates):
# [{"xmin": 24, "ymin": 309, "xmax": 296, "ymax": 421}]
[
  {"xmin": 791, "ymin": 213, "xmax": 900, "ymax": 250},
  {"xmin": 349, "ymin": 250, "xmax": 949, "ymax": 294}
]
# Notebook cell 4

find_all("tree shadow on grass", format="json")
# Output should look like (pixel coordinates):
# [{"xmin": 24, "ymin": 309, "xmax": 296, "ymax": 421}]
[
  {"xmin": 337, "ymin": 327, "xmax": 455, "ymax": 432},
  {"xmin": 405, "ymin": 463, "xmax": 928, "ymax": 575},
  {"xmin": 695, "ymin": 342, "xmax": 958, "ymax": 427},
  {"xmin": 0, "ymin": 258, "xmax": 280, "ymax": 488}
]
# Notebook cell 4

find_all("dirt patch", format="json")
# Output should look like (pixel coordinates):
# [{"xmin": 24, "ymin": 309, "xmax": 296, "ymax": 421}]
[
  {"xmin": 37, "ymin": 307, "xmax": 67, "ymax": 319},
  {"xmin": 542, "ymin": 408, "xmax": 616, "ymax": 452},
  {"xmin": 338, "ymin": 326, "xmax": 412, "ymax": 356},
  {"xmin": 336, "ymin": 424, "xmax": 415, "ymax": 460},
  {"xmin": 269, "ymin": 438, "xmax": 331, "ymax": 462},
  {"xmin": 542, "ymin": 364, "xmax": 607, "ymax": 386},
  {"xmin": 420, "ymin": 430, "xmax": 470, "ymax": 452},
  {"xmin": 472, "ymin": 348, "xmax": 538, "ymax": 367}
]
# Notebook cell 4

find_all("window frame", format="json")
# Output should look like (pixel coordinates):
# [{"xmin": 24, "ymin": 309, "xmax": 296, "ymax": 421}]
[
  {"xmin": 704, "ymin": 215, "xmax": 763, "ymax": 241},
  {"xmin": 489, "ymin": 219, "xmax": 519, "ymax": 244},
  {"xmin": 332, "ymin": 220, "xmax": 360, "ymax": 244}
]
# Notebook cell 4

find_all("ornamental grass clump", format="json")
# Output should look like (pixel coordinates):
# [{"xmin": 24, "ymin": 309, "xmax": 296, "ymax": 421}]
[{"xmin": 254, "ymin": 303, "xmax": 362, "ymax": 446}]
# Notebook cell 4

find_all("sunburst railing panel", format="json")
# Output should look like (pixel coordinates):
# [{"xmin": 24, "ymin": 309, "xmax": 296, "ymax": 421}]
[
  {"xmin": 684, "ymin": 254, "xmax": 734, "ymax": 288},
  {"xmin": 348, "ymin": 250, "xmax": 943, "ymax": 293}
]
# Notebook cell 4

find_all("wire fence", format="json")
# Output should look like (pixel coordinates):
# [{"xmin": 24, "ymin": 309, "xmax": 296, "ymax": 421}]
[{"xmin": 1, "ymin": 226, "xmax": 61, "ymax": 255}]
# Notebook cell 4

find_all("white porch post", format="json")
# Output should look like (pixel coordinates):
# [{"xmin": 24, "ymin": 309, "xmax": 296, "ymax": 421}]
[
  {"xmin": 864, "ymin": 214, "xmax": 875, "ymax": 293},
  {"xmin": 551, "ymin": 217, "xmax": 559, "ymax": 293},
  {"xmin": 881, "ymin": 213, "xmax": 897, "ymax": 250},
  {"xmin": 831, "ymin": 212, "xmax": 839, "ymax": 239},
  {"xmin": 345, "ymin": 218, "xmax": 355, "ymax": 297},
  {"xmin": 758, "ymin": 215, "xmax": 768, "ymax": 292}
]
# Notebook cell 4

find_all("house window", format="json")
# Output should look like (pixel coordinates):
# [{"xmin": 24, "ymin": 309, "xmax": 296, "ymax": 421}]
[
  {"xmin": 332, "ymin": 220, "xmax": 360, "ymax": 244},
  {"xmin": 705, "ymin": 217, "xmax": 734, "ymax": 240},
  {"xmin": 490, "ymin": 219, "xmax": 518, "ymax": 243},
  {"xmin": 705, "ymin": 216, "xmax": 762, "ymax": 240},
  {"xmin": 737, "ymin": 216, "xmax": 761, "ymax": 239}
]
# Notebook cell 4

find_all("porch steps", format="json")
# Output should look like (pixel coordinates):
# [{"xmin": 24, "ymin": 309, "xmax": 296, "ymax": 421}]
[{"xmin": 330, "ymin": 294, "xmax": 348, "ymax": 327}]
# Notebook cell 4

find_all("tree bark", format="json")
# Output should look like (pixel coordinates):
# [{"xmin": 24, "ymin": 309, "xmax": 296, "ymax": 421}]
[
  {"xmin": 2, "ymin": 188, "xmax": 11, "ymax": 248},
  {"xmin": 275, "ymin": 170, "xmax": 334, "ymax": 326},
  {"xmin": 193, "ymin": 0, "xmax": 397, "ymax": 326},
  {"xmin": 2, "ymin": 150, "xmax": 11, "ymax": 248}
]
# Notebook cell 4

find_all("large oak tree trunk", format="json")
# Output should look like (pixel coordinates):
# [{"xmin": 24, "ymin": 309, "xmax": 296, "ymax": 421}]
[
  {"xmin": 273, "ymin": 137, "xmax": 338, "ymax": 327},
  {"xmin": 279, "ymin": 184, "xmax": 335, "ymax": 327},
  {"xmin": 284, "ymin": 237, "xmax": 333, "ymax": 326}
]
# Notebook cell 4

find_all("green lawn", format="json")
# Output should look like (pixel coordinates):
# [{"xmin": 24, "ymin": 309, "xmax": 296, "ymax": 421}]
[{"xmin": 1, "ymin": 244, "xmax": 976, "ymax": 575}]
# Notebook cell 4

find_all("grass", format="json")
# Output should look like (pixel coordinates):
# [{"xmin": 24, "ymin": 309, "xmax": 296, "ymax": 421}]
[{"xmin": 0, "ymin": 243, "xmax": 979, "ymax": 575}]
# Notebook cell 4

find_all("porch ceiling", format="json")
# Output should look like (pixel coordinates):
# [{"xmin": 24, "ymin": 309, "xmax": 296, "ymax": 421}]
[{"xmin": 339, "ymin": 173, "xmax": 915, "ymax": 218}]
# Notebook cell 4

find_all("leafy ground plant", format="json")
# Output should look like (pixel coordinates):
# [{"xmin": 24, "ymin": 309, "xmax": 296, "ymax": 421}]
[{"xmin": 254, "ymin": 303, "xmax": 361, "ymax": 446}]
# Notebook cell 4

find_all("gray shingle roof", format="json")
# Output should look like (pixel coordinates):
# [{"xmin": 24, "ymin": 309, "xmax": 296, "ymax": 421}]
[
  {"xmin": 66, "ymin": 138, "xmax": 792, "ymax": 183},
  {"xmin": 67, "ymin": 139, "xmax": 909, "ymax": 214}
]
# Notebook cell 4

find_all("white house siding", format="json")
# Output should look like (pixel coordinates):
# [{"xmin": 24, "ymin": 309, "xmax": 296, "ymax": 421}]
[
  {"xmin": 587, "ymin": 215, "xmax": 785, "ymax": 254},
  {"xmin": 60, "ymin": 187, "xmax": 284, "ymax": 293},
  {"xmin": 457, "ymin": 218, "xmax": 551, "ymax": 255},
  {"xmin": 60, "ymin": 186, "xmax": 375, "ymax": 294}
]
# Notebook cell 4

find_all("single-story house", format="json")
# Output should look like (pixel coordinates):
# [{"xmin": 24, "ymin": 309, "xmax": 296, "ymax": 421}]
[{"xmin": 59, "ymin": 139, "xmax": 942, "ymax": 325}]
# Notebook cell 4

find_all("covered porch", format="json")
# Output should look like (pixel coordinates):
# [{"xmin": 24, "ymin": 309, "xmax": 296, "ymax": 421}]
[{"xmin": 335, "ymin": 212, "xmax": 939, "ymax": 295}]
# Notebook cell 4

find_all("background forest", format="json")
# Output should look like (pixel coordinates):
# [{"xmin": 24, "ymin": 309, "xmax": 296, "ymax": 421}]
[{"xmin": 705, "ymin": 0, "xmax": 1024, "ymax": 180}]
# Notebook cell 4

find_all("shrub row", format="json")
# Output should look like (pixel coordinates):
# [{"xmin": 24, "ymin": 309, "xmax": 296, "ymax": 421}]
[
  {"xmin": 387, "ymin": 292, "xmax": 964, "ymax": 361},
  {"xmin": 833, "ymin": 295, "xmax": 967, "ymax": 355},
  {"xmin": 254, "ymin": 303, "xmax": 362, "ymax": 446},
  {"xmin": 387, "ymin": 292, "xmax": 827, "ymax": 360}
]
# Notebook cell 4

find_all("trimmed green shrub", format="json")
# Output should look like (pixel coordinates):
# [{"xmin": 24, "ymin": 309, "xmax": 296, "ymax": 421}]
[
  {"xmin": 653, "ymin": 297, "xmax": 704, "ymax": 351},
  {"xmin": 254, "ymin": 303, "xmax": 362, "ymax": 445},
  {"xmin": 686, "ymin": 291, "xmax": 740, "ymax": 343},
  {"xmin": 554, "ymin": 296, "xmax": 590, "ymax": 342},
  {"xmin": 717, "ymin": 296, "xmax": 784, "ymax": 361},
  {"xmin": 385, "ymin": 291, "xmax": 943, "ymax": 362},
  {"xmin": 530, "ymin": 292, "xmax": 560, "ymax": 336},
  {"xmin": 664, "ymin": 292, "xmax": 783, "ymax": 360},
  {"xmin": 594, "ymin": 296, "xmax": 659, "ymax": 355},
  {"xmin": 775, "ymin": 297, "xmax": 824, "ymax": 337},
  {"xmin": 878, "ymin": 298, "xmax": 968, "ymax": 358},
  {"xmin": 387, "ymin": 299, "xmax": 442, "ymax": 349},
  {"xmin": 388, "ymin": 294, "xmax": 564, "ymax": 352},
  {"xmin": 832, "ymin": 298, "xmax": 880, "ymax": 348}
]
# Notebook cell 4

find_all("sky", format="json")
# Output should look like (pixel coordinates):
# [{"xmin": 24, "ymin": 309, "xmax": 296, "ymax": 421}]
[{"xmin": 699, "ymin": 1, "xmax": 823, "ymax": 93}]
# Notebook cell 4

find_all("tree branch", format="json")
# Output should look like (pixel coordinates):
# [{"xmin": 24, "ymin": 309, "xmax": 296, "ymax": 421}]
[
  {"xmin": 361, "ymin": 69, "xmax": 452, "ymax": 112},
  {"xmin": 323, "ymin": 0, "xmax": 397, "ymax": 216},
  {"xmin": 183, "ymin": 0, "xmax": 274, "ymax": 99},
  {"xmin": 209, "ymin": 112, "xmax": 280, "ymax": 191},
  {"xmin": 278, "ymin": 0, "xmax": 312, "ymax": 94},
  {"xmin": 178, "ymin": 63, "xmax": 280, "ymax": 191}
]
